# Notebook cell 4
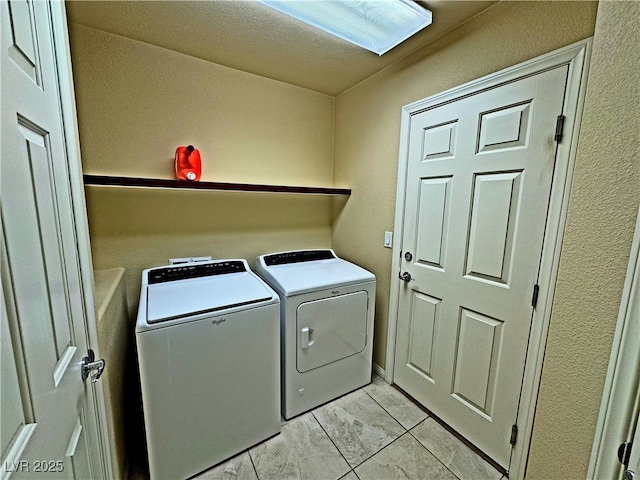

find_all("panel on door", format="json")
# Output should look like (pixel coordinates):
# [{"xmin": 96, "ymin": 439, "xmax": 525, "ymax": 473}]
[
  {"xmin": 415, "ymin": 177, "xmax": 452, "ymax": 271},
  {"xmin": 296, "ymin": 291, "xmax": 368, "ymax": 373},
  {"xmin": 451, "ymin": 308, "xmax": 503, "ymax": 418},
  {"xmin": 465, "ymin": 171, "xmax": 522, "ymax": 285},
  {"xmin": 394, "ymin": 65, "xmax": 569, "ymax": 468},
  {"xmin": 405, "ymin": 292, "xmax": 441, "ymax": 383}
]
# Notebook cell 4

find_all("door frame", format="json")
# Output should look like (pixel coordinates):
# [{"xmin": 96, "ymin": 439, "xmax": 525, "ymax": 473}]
[
  {"xmin": 385, "ymin": 38, "xmax": 592, "ymax": 479},
  {"xmin": 588, "ymin": 207, "xmax": 640, "ymax": 479},
  {"xmin": 50, "ymin": 2, "xmax": 113, "ymax": 477}
]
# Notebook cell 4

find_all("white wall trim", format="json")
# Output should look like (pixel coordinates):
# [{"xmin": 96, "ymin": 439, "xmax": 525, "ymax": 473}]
[
  {"xmin": 373, "ymin": 363, "xmax": 386, "ymax": 381},
  {"xmin": 588, "ymin": 207, "xmax": 640, "ymax": 479},
  {"xmin": 385, "ymin": 38, "xmax": 593, "ymax": 479}
]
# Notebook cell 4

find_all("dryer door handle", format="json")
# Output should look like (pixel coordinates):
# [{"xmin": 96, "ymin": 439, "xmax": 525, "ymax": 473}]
[{"xmin": 301, "ymin": 327, "xmax": 315, "ymax": 349}]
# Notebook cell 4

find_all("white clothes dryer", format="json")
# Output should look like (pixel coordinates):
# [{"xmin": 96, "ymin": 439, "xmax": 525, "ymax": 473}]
[
  {"xmin": 136, "ymin": 259, "xmax": 280, "ymax": 480},
  {"xmin": 255, "ymin": 249, "xmax": 375, "ymax": 419}
]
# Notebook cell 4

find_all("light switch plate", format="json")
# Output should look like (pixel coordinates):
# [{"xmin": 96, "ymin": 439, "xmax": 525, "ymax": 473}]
[{"xmin": 384, "ymin": 231, "xmax": 393, "ymax": 248}]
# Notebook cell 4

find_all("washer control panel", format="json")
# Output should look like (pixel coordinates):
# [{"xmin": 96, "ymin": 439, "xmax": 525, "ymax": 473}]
[{"xmin": 148, "ymin": 261, "xmax": 246, "ymax": 284}]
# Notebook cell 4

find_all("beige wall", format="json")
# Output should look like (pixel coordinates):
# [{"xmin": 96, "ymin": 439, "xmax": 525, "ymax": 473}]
[
  {"xmin": 332, "ymin": 1, "xmax": 639, "ymax": 478},
  {"xmin": 527, "ymin": 2, "xmax": 640, "ymax": 477},
  {"xmin": 86, "ymin": 186, "xmax": 334, "ymax": 318},
  {"xmin": 71, "ymin": 24, "xmax": 335, "ymax": 186},
  {"xmin": 70, "ymin": 24, "xmax": 336, "ymax": 314}
]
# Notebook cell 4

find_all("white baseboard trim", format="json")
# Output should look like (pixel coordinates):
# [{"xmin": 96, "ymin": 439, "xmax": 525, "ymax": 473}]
[{"xmin": 373, "ymin": 363, "xmax": 386, "ymax": 381}]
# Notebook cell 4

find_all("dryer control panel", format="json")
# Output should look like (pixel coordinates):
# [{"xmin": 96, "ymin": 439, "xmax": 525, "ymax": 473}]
[
  {"xmin": 148, "ymin": 261, "xmax": 246, "ymax": 284},
  {"xmin": 264, "ymin": 250, "xmax": 336, "ymax": 266}
]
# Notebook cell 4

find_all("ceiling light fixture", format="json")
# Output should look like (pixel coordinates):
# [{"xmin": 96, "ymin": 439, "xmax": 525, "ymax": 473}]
[{"xmin": 257, "ymin": 0, "xmax": 433, "ymax": 56}]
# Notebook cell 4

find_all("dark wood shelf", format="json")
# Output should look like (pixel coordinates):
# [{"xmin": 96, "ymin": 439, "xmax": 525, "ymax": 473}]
[{"xmin": 83, "ymin": 175, "xmax": 351, "ymax": 196}]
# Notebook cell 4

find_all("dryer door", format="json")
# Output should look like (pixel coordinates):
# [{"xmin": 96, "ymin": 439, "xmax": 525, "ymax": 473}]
[{"xmin": 296, "ymin": 291, "xmax": 368, "ymax": 373}]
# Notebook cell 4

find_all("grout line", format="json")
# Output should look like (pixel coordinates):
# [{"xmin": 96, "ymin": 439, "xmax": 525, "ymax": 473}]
[
  {"xmin": 312, "ymin": 401, "xmax": 406, "ymax": 471},
  {"xmin": 247, "ymin": 447, "xmax": 260, "ymax": 480},
  {"xmin": 364, "ymin": 382, "xmax": 496, "ymax": 480},
  {"xmin": 361, "ymin": 384, "xmax": 416, "ymax": 431},
  {"xmin": 362, "ymin": 379, "xmax": 431, "ymax": 430},
  {"xmin": 406, "ymin": 421, "xmax": 463, "ymax": 480},
  {"xmin": 309, "ymin": 410, "xmax": 355, "ymax": 478},
  {"xmin": 393, "ymin": 385, "xmax": 505, "ymax": 477},
  {"xmin": 352, "ymin": 432, "xmax": 417, "ymax": 475}
]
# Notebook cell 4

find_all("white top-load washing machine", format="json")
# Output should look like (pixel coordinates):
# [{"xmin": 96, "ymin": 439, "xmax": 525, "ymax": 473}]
[
  {"xmin": 136, "ymin": 259, "xmax": 280, "ymax": 480},
  {"xmin": 255, "ymin": 249, "xmax": 375, "ymax": 419}
]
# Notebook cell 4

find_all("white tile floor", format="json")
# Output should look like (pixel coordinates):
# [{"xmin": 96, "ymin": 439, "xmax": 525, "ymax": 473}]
[{"xmin": 188, "ymin": 376, "xmax": 504, "ymax": 480}]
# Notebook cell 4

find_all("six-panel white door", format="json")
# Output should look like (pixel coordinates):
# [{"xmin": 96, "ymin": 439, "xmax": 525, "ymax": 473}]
[
  {"xmin": 393, "ymin": 66, "xmax": 569, "ymax": 468},
  {"xmin": 1, "ymin": 1, "xmax": 104, "ymax": 478}
]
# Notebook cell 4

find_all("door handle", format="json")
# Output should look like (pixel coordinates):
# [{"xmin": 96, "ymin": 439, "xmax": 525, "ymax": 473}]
[
  {"xmin": 301, "ymin": 327, "xmax": 315, "ymax": 349},
  {"xmin": 399, "ymin": 272, "xmax": 413, "ymax": 282},
  {"xmin": 81, "ymin": 349, "xmax": 106, "ymax": 383}
]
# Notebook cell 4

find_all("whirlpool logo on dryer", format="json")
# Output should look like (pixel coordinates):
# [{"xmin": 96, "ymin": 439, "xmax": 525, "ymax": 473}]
[{"xmin": 211, "ymin": 318, "xmax": 226, "ymax": 326}]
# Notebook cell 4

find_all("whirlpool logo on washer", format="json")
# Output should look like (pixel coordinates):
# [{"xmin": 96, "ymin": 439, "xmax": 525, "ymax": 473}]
[
  {"xmin": 211, "ymin": 318, "xmax": 226, "ymax": 326},
  {"xmin": 331, "ymin": 290, "xmax": 341, "ymax": 295}
]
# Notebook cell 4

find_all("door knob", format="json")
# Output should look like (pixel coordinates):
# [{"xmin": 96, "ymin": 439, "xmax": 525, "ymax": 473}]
[
  {"xmin": 399, "ymin": 272, "xmax": 413, "ymax": 282},
  {"xmin": 81, "ymin": 349, "xmax": 106, "ymax": 383}
]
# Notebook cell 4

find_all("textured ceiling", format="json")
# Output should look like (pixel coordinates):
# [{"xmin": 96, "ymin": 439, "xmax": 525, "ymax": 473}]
[{"xmin": 66, "ymin": 1, "xmax": 497, "ymax": 96}]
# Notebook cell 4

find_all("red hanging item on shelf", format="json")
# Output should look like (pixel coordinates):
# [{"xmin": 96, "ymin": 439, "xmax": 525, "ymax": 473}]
[{"xmin": 175, "ymin": 145, "xmax": 202, "ymax": 181}]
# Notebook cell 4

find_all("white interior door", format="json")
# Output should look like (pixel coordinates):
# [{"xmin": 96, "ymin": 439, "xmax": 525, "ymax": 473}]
[
  {"xmin": 393, "ymin": 65, "xmax": 569, "ymax": 468},
  {"xmin": 589, "ymin": 207, "xmax": 640, "ymax": 480},
  {"xmin": 1, "ymin": 1, "xmax": 105, "ymax": 478}
]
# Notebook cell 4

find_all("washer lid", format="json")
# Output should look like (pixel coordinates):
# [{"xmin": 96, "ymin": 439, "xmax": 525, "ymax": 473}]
[
  {"xmin": 259, "ymin": 257, "xmax": 375, "ymax": 296},
  {"xmin": 146, "ymin": 272, "xmax": 273, "ymax": 323}
]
